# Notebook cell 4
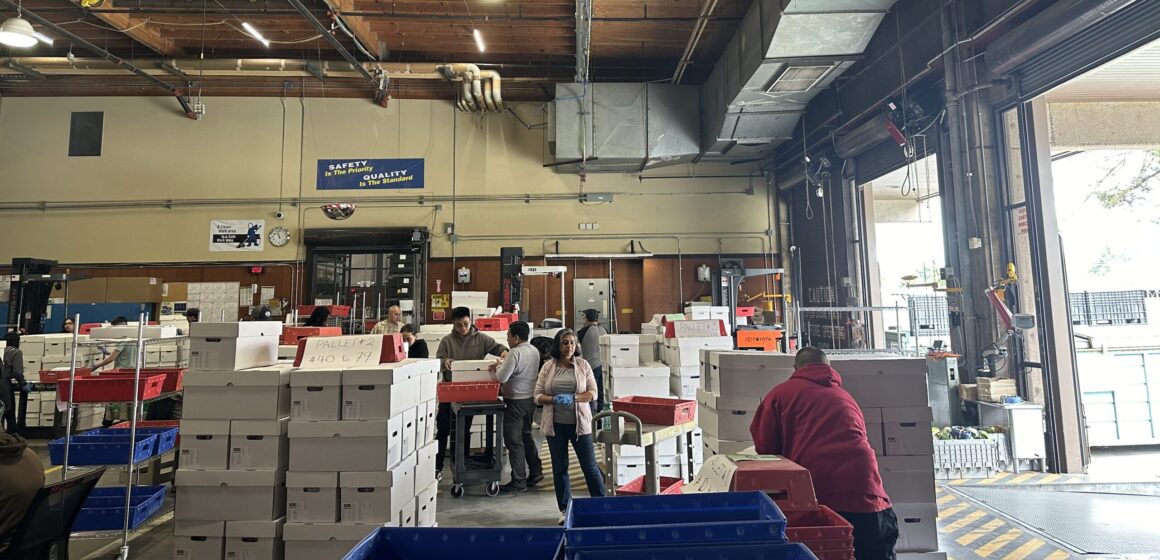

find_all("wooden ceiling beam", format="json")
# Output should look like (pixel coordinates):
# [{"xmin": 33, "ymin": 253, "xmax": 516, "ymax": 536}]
[
  {"xmin": 68, "ymin": 0, "xmax": 186, "ymax": 57},
  {"xmin": 319, "ymin": 0, "xmax": 385, "ymax": 60}
]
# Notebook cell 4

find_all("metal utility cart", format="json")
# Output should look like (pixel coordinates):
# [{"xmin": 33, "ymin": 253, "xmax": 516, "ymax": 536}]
[
  {"xmin": 449, "ymin": 400, "xmax": 506, "ymax": 498},
  {"xmin": 593, "ymin": 410, "xmax": 698, "ymax": 495}
]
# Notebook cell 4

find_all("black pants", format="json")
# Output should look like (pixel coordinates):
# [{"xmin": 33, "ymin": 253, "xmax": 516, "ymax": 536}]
[
  {"xmin": 590, "ymin": 366, "xmax": 604, "ymax": 415},
  {"xmin": 0, "ymin": 382, "xmax": 15, "ymax": 433},
  {"xmin": 502, "ymin": 398, "xmax": 543, "ymax": 486},
  {"xmin": 838, "ymin": 508, "xmax": 899, "ymax": 560},
  {"xmin": 434, "ymin": 403, "xmax": 474, "ymax": 473}
]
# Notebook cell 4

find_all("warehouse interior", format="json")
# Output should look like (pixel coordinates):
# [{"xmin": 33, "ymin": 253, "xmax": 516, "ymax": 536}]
[{"xmin": 1, "ymin": 0, "xmax": 1159, "ymax": 558}]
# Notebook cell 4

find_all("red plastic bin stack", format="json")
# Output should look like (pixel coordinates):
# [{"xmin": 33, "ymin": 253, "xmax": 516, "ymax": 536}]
[
  {"xmin": 39, "ymin": 368, "xmax": 94, "ymax": 383},
  {"xmin": 784, "ymin": 507, "xmax": 854, "ymax": 560},
  {"xmin": 611, "ymin": 396, "xmax": 696, "ymax": 426},
  {"xmin": 615, "ymin": 476, "xmax": 686, "ymax": 496},
  {"xmin": 57, "ymin": 373, "xmax": 167, "ymax": 403},
  {"xmin": 437, "ymin": 382, "xmax": 500, "ymax": 403},
  {"xmin": 104, "ymin": 368, "xmax": 187, "ymax": 393}
]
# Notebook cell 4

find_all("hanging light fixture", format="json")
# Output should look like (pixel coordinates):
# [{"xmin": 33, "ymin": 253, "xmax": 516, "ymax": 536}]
[
  {"xmin": 472, "ymin": 28, "xmax": 485, "ymax": 52},
  {"xmin": 241, "ymin": 22, "xmax": 270, "ymax": 47},
  {"xmin": 0, "ymin": 16, "xmax": 38, "ymax": 48}
]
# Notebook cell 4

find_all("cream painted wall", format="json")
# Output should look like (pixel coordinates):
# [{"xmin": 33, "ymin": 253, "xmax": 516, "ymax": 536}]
[{"xmin": 0, "ymin": 95, "xmax": 774, "ymax": 263}]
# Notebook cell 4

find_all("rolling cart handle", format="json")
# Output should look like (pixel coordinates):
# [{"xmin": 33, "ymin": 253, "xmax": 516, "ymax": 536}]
[{"xmin": 591, "ymin": 410, "xmax": 643, "ymax": 439}]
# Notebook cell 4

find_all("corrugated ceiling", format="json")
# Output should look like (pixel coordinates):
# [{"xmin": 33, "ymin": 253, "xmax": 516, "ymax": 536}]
[{"xmin": 1046, "ymin": 38, "xmax": 1160, "ymax": 103}]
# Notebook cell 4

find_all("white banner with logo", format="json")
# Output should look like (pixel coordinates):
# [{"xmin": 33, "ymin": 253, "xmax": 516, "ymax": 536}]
[{"xmin": 210, "ymin": 220, "xmax": 265, "ymax": 251}]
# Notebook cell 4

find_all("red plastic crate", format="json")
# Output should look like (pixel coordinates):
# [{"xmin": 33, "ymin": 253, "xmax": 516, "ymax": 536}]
[
  {"xmin": 296, "ymin": 305, "xmax": 351, "ymax": 318},
  {"xmin": 57, "ymin": 374, "xmax": 167, "ymax": 403},
  {"xmin": 104, "ymin": 368, "xmax": 186, "ymax": 393},
  {"xmin": 784, "ymin": 506, "xmax": 854, "ymax": 541},
  {"xmin": 615, "ymin": 476, "xmax": 686, "ymax": 496},
  {"xmin": 493, "ymin": 313, "xmax": 519, "ymax": 323},
  {"xmin": 78, "ymin": 323, "xmax": 104, "ymax": 335},
  {"xmin": 475, "ymin": 318, "xmax": 510, "ymax": 332},
  {"xmin": 736, "ymin": 306, "xmax": 757, "ymax": 318},
  {"xmin": 281, "ymin": 326, "xmax": 343, "ymax": 345},
  {"xmin": 793, "ymin": 538, "xmax": 854, "ymax": 552},
  {"xmin": 437, "ymin": 381, "xmax": 500, "ymax": 403},
  {"xmin": 730, "ymin": 457, "xmax": 820, "ymax": 512},
  {"xmin": 110, "ymin": 420, "xmax": 182, "ymax": 445},
  {"xmin": 39, "ymin": 368, "xmax": 94, "ymax": 383},
  {"xmin": 810, "ymin": 548, "xmax": 854, "ymax": 560},
  {"xmin": 612, "ymin": 396, "xmax": 696, "ymax": 426}
]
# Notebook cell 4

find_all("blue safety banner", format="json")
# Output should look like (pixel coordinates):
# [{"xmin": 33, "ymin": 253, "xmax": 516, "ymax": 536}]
[{"xmin": 317, "ymin": 158, "xmax": 424, "ymax": 190}]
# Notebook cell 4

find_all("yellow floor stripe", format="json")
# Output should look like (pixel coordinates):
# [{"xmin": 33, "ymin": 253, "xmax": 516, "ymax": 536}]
[
  {"xmin": 957, "ymin": 518, "xmax": 1006, "ymax": 546},
  {"xmin": 1007, "ymin": 472, "xmax": 1038, "ymax": 485},
  {"xmin": 941, "ymin": 509, "xmax": 987, "ymax": 533},
  {"xmin": 979, "ymin": 472, "xmax": 1012, "ymax": 485},
  {"xmin": 976, "ymin": 528, "xmax": 1023, "ymax": 557},
  {"xmin": 1039, "ymin": 474, "xmax": 1062, "ymax": 484},
  {"xmin": 939, "ymin": 503, "xmax": 969, "ymax": 518},
  {"xmin": 1003, "ymin": 538, "xmax": 1045, "ymax": 560},
  {"xmin": 1043, "ymin": 550, "xmax": 1070, "ymax": 560},
  {"xmin": 948, "ymin": 478, "xmax": 969, "ymax": 485},
  {"xmin": 937, "ymin": 493, "xmax": 958, "ymax": 505}
]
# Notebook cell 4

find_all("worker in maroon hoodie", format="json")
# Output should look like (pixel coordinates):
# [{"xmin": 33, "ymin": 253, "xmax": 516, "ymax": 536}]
[{"xmin": 750, "ymin": 347, "xmax": 898, "ymax": 560}]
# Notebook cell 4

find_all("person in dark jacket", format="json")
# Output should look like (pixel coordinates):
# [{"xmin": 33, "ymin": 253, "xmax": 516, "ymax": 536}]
[
  {"xmin": 1, "ymin": 333, "xmax": 30, "ymax": 434},
  {"xmin": 750, "ymin": 347, "xmax": 898, "ymax": 560},
  {"xmin": 400, "ymin": 324, "xmax": 428, "ymax": 358},
  {"xmin": 303, "ymin": 306, "xmax": 330, "ymax": 327},
  {"xmin": 0, "ymin": 432, "xmax": 44, "ymax": 551}
]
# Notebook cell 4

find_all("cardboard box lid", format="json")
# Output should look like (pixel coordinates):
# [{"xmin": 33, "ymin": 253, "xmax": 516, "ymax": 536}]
[
  {"xmin": 665, "ymin": 337, "xmax": 734, "ymax": 349},
  {"xmin": 226, "ymin": 518, "xmax": 285, "ymax": 538},
  {"xmin": 339, "ymin": 471, "xmax": 398, "ymax": 488},
  {"xmin": 861, "ymin": 407, "xmax": 883, "ymax": 424},
  {"xmin": 829, "ymin": 355, "xmax": 928, "ymax": 375},
  {"xmin": 876, "ymin": 455, "xmax": 935, "ymax": 473},
  {"xmin": 290, "ymin": 369, "xmax": 343, "ymax": 387},
  {"xmin": 287, "ymin": 471, "xmax": 339, "ymax": 488},
  {"xmin": 174, "ymin": 519, "xmax": 225, "ymax": 537},
  {"xmin": 180, "ymin": 419, "xmax": 231, "ymax": 435},
  {"xmin": 608, "ymin": 365, "xmax": 668, "ymax": 378},
  {"xmin": 191, "ymin": 322, "xmax": 284, "ymax": 338},
  {"xmin": 448, "ymin": 359, "xmax": 497, "ymax": 372},
  {"xmin": 230, "ymin": 418, "xmax": 289, "ymax": 436},
  {"xmin": 397, "ymin": 450, "xmax": 417, "ymax": 470},
  {"xmin": 176, "ymin": 468, "xmax": 284, "ymax": 487},
  {"xmin": 283, "ymin": 522, "xmax": 380, "ymax": 541},
  {"xmin": 598, "ymin": 334, "xmax": 640, "ymax": 347},
  {"xmin": 288, "ymin": 419, "xmax": 388, "ymax": 438},
  {"xmin": 89, "ymin": 326, "xmax": 179, "ymax": 339},
  {"xmin": 882, "ymin": 406, "xmax": 934, "ymax": 423},
  {"xmin": 638, "ymin": 334, "xmax": 661, "ymax": 344},
  {"xmin": 710, "ymin": 351, "xmax": 795, "ymax": 370},
  {"xmin": 184, "ymin": 369, "xmax": 290, "ymax": 388},
  {"xmin": 345, "ymin": 359, "xmax": 430, "ymax": 381}
]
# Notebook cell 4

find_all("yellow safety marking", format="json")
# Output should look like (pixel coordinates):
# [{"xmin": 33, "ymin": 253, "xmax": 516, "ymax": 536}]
[
  {"xmin": 937, "ymin": 493, "xmax": 958, "ymax": 505},
  {"xmin": 939, "ymin": 503, "xmax": 970, "ymax": 518},
  {"xmin": 978, "ymin": 472, "xmax": 1012, "ymax": 484},
  {"xmin": 1039, "ymin": 474, "xmax": 1062, "ymax": 484},
  {"xmin": 936, "ymin": 486, "xmax": 945, "ymax": 494},
  {"xmin": 957, "ymin": 518, "xmax": 1006, "ymax": 546},
  {"xmin": 1003, "ymin": 538, "xmax": 1045, "ymax": 560},
  {"xmin": 948, "ymin": 478, "xmax": 969, "ymax": 485},
  {"xmin": 44, "ymin": 466, "xmax": 61, "ymax": 475},
  {"xmin": 1007, "ymin": 472, "xmax": 1038, "ymax": 485},
  {"xmin": 1044, "ymin": 550, "xmax": 1070, "ymax": 560},
  {"xmin": 941, "ymin": 509, "xmax": 987, "ymax": 533},
  {"xmin": 977, "ymin": 528, "xmax": 1023, "ymax": 557}
]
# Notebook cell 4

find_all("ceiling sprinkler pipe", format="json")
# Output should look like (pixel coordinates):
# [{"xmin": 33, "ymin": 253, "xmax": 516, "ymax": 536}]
[
  {"xmin": 480, "ymin": 70, "xmax": 504, "ymax": 111},
  {"xmin": 482, "ymin": 78, "xmax": 497, "ymax": 112}
]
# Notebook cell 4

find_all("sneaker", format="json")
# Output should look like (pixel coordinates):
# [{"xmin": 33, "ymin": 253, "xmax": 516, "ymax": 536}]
[
  {"xmin": 557, "ymin": 512, "xmax": 566, "ymax": 525},
  {"xmin": 527, "ymin": 474, "xmax": 545, "ymax": 487},
  {"xmin": 499, "ymin": 482, "xmax": 527, "ymax": 495},
  {"xmin": 435, "ymin": 470, "xmax": 443, "ymax": 483}
]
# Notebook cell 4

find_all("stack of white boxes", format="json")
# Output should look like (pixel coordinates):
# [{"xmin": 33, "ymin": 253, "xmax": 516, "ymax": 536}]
[
  {"xmin": 175, "ymin": 321, "xmax": 288, "ymax": 560},
  {"xmin": 24, "ymin": 334, "xmax": 105, "ymax": 429},
  {"xmin": 282, "ymin": 356, "xmax": 440, "ymax": 559},
  {"xmin": 699, "ymin": 350, "xmax": 795, "ymax": 457},
  {"xmin": 685, "ymin": 305, "xmax": 731, "ymax": 333},
  {"xmin": 833, "ymin": 355, "xmax": 938, "ymax": 557}
]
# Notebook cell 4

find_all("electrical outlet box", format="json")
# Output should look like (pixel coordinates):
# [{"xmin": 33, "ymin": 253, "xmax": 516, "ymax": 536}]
[{"xmin": 580, "ymin": 193, "xmax": 614, "ymax": 203}]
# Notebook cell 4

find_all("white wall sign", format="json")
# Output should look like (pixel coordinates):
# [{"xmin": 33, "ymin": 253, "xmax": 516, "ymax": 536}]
[{"xmin": 210, "ymin": 220, "xmax": 265, "ymax": 252}]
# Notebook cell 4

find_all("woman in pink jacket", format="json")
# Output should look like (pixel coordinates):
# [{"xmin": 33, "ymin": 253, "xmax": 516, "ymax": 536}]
[{"xmin": 534, "ymin": 329, "xmax": 606, "ymax": 523}]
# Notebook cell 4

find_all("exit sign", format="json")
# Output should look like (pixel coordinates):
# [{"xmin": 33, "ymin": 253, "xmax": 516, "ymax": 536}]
[{"xmin": 250, "ymin": 266, "xmax": 264, "ymax": 274}]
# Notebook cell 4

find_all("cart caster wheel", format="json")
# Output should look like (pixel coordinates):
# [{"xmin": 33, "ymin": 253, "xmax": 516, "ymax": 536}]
[
  {"xmin": 485, "ymin": 482, "xmax": 500, "ymax": 497},
  {"xmin": 450, "ymin": 484, "xmax": 465, "ymax": 498}
]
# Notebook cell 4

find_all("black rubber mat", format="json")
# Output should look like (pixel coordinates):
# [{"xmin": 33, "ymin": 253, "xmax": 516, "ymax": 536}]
[{"xmin": 955, "ymin": 486, "xmax": 1160, "ymax": 554}]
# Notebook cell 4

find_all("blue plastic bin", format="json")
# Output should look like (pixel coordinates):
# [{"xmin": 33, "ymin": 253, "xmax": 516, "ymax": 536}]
[
  {"xmin": 73, "ymin": 485, "xmax": 168, "ymax": 532},
  {"xmin": 569, "ymin": 543, "xmax": 817, "ymax": 560},
  {"xmin": 48, "ymin": 432, "xmax": 160, "ymax": 466},
  {"xmin": 564, "ymin": 491, "xmax": 787, "ymax": 550},
  {"xmin": 343, "ymin": 527, "xmax": 564, "ymax": 560},
  {"xmin": 87, "ymin": 427, "xmax": 179, "ymax": 454}
]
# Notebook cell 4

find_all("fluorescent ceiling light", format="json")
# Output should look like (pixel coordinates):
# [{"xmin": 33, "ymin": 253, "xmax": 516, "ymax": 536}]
[
  {"xmin": 0, "ymin": 17, "xmax": 38, "ymax": 48},
  {"xmin": 473, "ymin": 28, "xmax": 485, "ymax": 52},
  {"xmin": 32, "ymin": 31, "xmax": 52, "ymax": 46},
  {"xmin": 545, "ymin": 253, "xmax": 654, "ymax": 259},
  {"xmin": 242, "ymin": 22, "xmax": 270, "ymax": 47}
]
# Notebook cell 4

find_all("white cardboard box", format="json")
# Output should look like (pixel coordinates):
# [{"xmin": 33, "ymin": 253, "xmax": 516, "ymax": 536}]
[
  {"xmin": 609, "ymin": 376, "xmax": 670, "ymax": 399},
  {"xmin": 175, "ymin": 469, "xmax": 286, "ymax": 521},
  {"xmin": 862, "ymin": 408, "xmax": 885, "ymax": 456},
  {"xmin": 609, "ymin": 364, "xmax": 668, "ymax": 378},
  {"xmin": 415, "ymin": 403, "xmax": 429, "ymax": 447},
  {"xmin": 190, "ymin": 335, "xmax": 279, "ymax": 371},
  {"xmin": 418, "ymin": 372, "xmax": 438, "ymax": 403},
  {"xmin": 877, "ymin": 455, "xmax": 937, "ymax": 504},
  {"xmin": 840, "ymin": 371, "xmax": 930, "ymax": 408},
  {"xmin": 288, "ymin": 418, "xmax": 401, "ymax": 471},
  {"xmin": 339, "ymin": 472, "xmax": 399, "ymax": 524},
  {"xmin": 182, "ymin": 367, "xmax": 291, "ymax": 420},
  {"xmin": 286, "ymin": 471, "xmax": 339, "ymax": 523},
  {"xmin": 599, "ymin": 335, "xmax": 641, "ymax": 368},
  {"xmin": 664, "ymin": 337, "xmax": 734, "ymax": 367},
  {"xmin": 696, "ymin": 388, "xmax": 760, "ymax": 441},
  {"xmin": 423, "ymin": 401, "xmax": 436, "ymax": 443},
  {"xmin": 90, "ymin": 325, "xmax": 179, "ymax": 339},
  {"xmin": 416, "ymin": 481, "xmax": 437, "ymax": 527},
  {"xmin": 893, "ymin": 502, "xmax": 939, "ymax": 552},
  {"xmin": 283, "ymin": 523, "xmax": 383, "ymax": 560},
  {"xmin": 290, "ymin": 369, "xmax": 343, "ymax": 421},
  {"xmin": 191, "ymin": 322, "xmax": 283, "ymax": 338},
  {"xmin": 399, "ymin": 497, "xmax": 417, "ymax": 527},
  {"xmin": 638, "ymin": 334, "xmax": 661, "ymax": 364},
  {"xmin": 400, "ymin": 408, "xmax": 418, "ymax": 458},
  {"xmin": 415, "ymin": 441, "xmax": 438, "ymax": 491},
  {"xmin": 225, "ymin": 518, "xmax": 284, "ymax": 560},
  {"xmin": 179, "ymin": 419, "xmax": 230, "ymax": 469},
  {"xmin": 702, "ymin": 433, "xmax": 755, "ymax": 456},
  {"xmin": 229, "ymin": 418, "xmax": 289, "ymax": 470},
  {"xmin": 173, "ymin": 519, "xmax": 224, "ymax": 560},
  {"xmin": 897, "ymin": 553, "xmax": 947, "ymax": 560},
  {"xmin": 342, "ymin": 369, "xmax": 420, "ymax": 420},
  {"xmin": 670, "ymin": 375, "xmax": 698, "ymax": 399},
  {"xmin": 883, "ymin": 407, "xmax": 935, "ymax": 456}
]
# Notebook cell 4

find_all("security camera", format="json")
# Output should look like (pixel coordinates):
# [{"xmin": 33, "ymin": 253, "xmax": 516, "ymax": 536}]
[{"xmin": 275, "ymin": 211, "xmax": 285, "ymax": 220}]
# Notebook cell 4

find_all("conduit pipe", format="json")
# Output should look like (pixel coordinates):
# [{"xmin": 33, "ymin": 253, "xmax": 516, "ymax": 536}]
[{"xmin": 437, "ymin": 63, "xmax": 505, "ymax": 113}]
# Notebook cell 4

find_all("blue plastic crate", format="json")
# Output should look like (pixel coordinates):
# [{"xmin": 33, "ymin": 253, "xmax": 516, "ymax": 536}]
[
  {"xmin": 565, "ymin": 491, "xmax": 787, "ymax": 550},
  {"xmin": 73, "ymin": 485, "xmax": 168, "ymax": 532},
  {"xmin": 343, "ymin": 527, "xmax": 564, "ymax": 560},
  {"xmin": 48, "ymin": 432, "xmax": 160, "ymax": 466},
  {"xmin": 569, "ymin": 543, "xmax": 817, "ymax": 560},
  {"xmin": 87, "ymin": 427, "xmax": 179, "ymax": 454}
]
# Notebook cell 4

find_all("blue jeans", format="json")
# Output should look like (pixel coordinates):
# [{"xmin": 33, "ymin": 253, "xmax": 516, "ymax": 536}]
[{"xmin": 546, "ymin": 422, "xmax": 606, "ymax": 512}]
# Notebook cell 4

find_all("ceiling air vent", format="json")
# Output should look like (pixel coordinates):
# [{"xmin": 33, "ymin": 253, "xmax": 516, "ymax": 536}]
[{"xmin": 766, "ymin": 64, "xmax": 834, "ymax": 93}]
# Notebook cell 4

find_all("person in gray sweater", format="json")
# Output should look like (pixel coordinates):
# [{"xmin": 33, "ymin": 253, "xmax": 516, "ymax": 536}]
[
  {"xmin": 489, "ymin": 321, "xmax": 545, "ymax": 493},
  {"xmin": 434, "ymin": 307, "xmax": 508, "ymax": 479}
]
